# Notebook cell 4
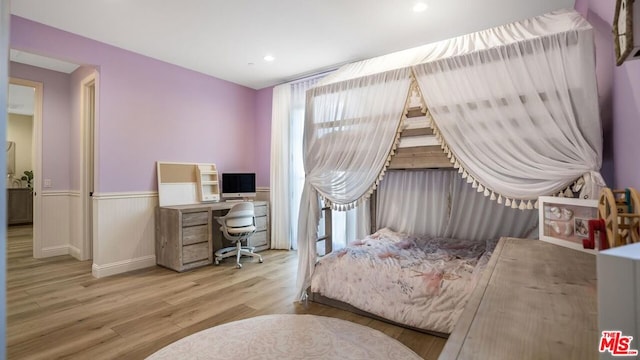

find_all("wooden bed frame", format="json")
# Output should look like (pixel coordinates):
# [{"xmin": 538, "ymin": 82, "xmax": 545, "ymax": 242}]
[{"xmin": 307, "ymin": 289, "xmax": 450, "ymax": 338}]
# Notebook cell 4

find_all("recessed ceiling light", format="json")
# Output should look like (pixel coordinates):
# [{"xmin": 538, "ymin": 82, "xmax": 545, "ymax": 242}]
[
  {"xmin": 264, "ymin": 55, "xmax": 275, "ymax": 62},
  {"xmin": 413, "ymin": 2, "xmax": 428, "ymax": 12}
]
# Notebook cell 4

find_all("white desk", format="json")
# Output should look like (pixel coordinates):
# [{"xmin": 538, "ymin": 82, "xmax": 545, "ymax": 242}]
[{"xmin": 155, "ymin": 201, "xmax": 269, "ymax": 272}]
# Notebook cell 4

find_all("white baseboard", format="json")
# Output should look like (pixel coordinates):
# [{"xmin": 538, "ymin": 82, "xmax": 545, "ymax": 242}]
[
  {"xmin": 41, "ymin": 245, "xmax": 70, "ymax": 257},
  {"xmin": 92, "ymin": 255, "xmax": 157, "ymax": 278},
  {"xmin": 69, "ymin": 245, "xmax": 82, "ymax": 260}
]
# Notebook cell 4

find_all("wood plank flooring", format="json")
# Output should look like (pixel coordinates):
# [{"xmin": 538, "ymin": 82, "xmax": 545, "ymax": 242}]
[{"xmin": 7, "ymin": 225, "xmax": 446, "ymax": 359}]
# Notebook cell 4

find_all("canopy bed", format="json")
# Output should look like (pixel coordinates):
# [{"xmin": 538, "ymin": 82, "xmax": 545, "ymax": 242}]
[{"xmin": 295, "ymin": 9, "xmax": 604, "ymax": 335}]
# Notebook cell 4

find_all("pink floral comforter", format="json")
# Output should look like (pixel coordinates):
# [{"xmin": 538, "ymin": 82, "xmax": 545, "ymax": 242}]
[{"xmin": 310, "ymin": 228, "xmax": 496, "ymax": 334}]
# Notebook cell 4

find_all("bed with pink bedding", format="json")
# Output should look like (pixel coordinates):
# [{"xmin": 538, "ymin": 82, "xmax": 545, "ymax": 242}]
[{"xmin": 309, "ymin": 228, "xmax": 497, "ymax": 335}]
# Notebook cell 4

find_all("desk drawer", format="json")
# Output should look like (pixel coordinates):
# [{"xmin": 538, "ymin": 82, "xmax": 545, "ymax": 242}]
[
  {"xmin": 182, "ymin": 211, "xmax": 209, "ymax": 227},
  {"xmin": 254, "ymin": 205, "xmax": 268, "ymax": 217},
  {"xmin": 182, "ymin": 225, "xmax": 209, "ymax": 246},
  {"xmin": 255, "ymin": 216, "xmax": 267, "ymax": 231},
  {"xmin": 182, "ymin": 242, "xmax": 210, "ymax": 264},
  {"xmin": 249, "ymin": 231, "xmax": 268, "ymax": 248}
]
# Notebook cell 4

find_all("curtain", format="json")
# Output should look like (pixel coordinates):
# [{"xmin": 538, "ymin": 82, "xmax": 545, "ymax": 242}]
[
  {"xmin": 377, "ymin": 170, "xmax": 537, "ymax": 240},
  {"xmin": 290, "ymin": 78, "xmax": 323, "ymax": 250},
  {"xmin": 330, "ymin": 206, "xmax": 369, "ymax": 250},
  {"xmin": 296, "ymin": 68, "xmax": 412, "ymax": 300},
  {"xmin": 269, "ymin": 84, "xmax": 292, "ymax": 249},
  {"xmin": 303, "ymin": 69, "xmax": 412, "ymax": 208},
  {"xmin": 413, "ymin": 28, "xmax": 604, "ymax": 206},
  {"xmin": 270, "ymin": 76, "xmax": 324, "ymax": 250},
  {"xmin": 443, "ymin": 172, "xmax": 538, "ymax": 240},
  {"xmin": 376, "ymin": 170, "xmax": 451, "ymax": 236}
]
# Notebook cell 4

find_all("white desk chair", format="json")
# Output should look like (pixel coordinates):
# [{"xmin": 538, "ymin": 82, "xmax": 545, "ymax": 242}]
[{"xmin": 214, "ymin": 202, "xmax": 263, "ymax": 269}]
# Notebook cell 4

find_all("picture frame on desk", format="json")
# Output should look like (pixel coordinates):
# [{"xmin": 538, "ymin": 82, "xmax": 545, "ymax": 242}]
[{"xmin": 538, "ymin": 196, "xmax": 598, "ymax": 254}]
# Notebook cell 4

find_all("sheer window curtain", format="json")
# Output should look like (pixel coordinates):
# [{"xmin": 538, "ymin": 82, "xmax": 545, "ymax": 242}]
[
  {"xmin": 270, "ymin": 84, "xmax": 292, "ymax": 250},
  {"xmin": 270, "ymin": 76, "xmax": 323, "ymax": 250}
]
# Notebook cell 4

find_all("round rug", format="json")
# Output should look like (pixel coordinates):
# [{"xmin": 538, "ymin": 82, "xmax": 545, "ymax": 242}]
[{"xmin": 146, "ymin": 314, "xmax": 422, "ymax": 359}]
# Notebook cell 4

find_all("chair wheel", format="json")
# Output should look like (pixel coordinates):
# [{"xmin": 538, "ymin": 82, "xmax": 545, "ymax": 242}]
[
  {"xmin": 259, "ymin": 258, "xmax": 263, "ymax": 263},
  {"xmin": 236, "ymin": 263, "xmax": 242, "ymax": 269}
]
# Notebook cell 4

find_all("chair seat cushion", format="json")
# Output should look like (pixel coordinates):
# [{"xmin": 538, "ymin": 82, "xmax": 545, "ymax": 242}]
[{"xmin": 226, "ymin": 225, "xmax": 256, "ymax": 234}]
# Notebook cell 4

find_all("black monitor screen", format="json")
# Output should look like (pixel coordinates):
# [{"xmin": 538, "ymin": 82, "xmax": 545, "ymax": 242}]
[{"xmin": 222, "ymin": 173, "xmax": 256, "ymax": 193}]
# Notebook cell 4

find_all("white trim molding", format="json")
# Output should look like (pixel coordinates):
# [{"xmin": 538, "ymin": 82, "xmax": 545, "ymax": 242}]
[
  {"xmin": 92, "ymin": 255, "xmax": 156, "ymax": 278},
  {"xmin": 69, "ymin": 244, "xmax": 82, "ymax": 259},
  {"xmin": 255, "ymin": 187, "xmax": 270, "ymax": 203},
  {"xmin": 69, "ymin": 191, "xmax": 83, "ymax": 260},
  {"xmin": 42, "ymin": 190, "xmax": 80, "ymax": 197},
  {"xmin": 92, "ymin": 191, "xmax": 158, "ymax": 200},
  {"xmin": 41, "ymin": 245, "xmax": 70, "ymax": 257}
]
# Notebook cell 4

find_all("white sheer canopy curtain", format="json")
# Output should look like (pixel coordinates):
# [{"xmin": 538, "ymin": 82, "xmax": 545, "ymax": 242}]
[
  {"xmin": 295, "ymin": 69, "xmax": 412, "ymax": 300},
  {"xmin": 377, "ymin": 170, "xmax": 538, "ymax": 240},
  {"xmin": 414, "ymin": 28, "xmax": 604, "ymax": 206},
  {"xmin": 270, "ymin": 76, "xmax": 322, "ymax": 250}
]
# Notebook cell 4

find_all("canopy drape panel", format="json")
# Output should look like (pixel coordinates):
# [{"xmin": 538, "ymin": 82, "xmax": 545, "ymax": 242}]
[
  {"xmin": 377, "ymin": 170, "xmax": 452, "ymax": 236},
  {"xmin": 414, "ymin": 27, "xmax": 604, "ymax": 207},
  {"xmin": 295, "ymin": 69, "xmax": 412, "ymax": 300},
  {"xmin": 377, "ymin": 170, "xmax": 538, "ymax": 239}
]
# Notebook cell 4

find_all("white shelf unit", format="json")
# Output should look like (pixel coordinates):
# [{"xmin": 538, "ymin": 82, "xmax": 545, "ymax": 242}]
[{"xmin": 196, "ymin": 164, "xmax": 220, "ymax": 202}]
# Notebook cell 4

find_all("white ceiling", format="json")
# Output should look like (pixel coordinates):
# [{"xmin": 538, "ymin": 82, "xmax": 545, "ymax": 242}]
[{"xmin": 10, "ymin": 0, "xmax": 575, "ymax": 90}]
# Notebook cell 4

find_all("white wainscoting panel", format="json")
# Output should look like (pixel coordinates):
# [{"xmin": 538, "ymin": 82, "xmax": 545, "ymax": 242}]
[
  {"xmin": 91, "ymin": 192, "xmax": 158, "ymax": 278},
  {"xmin": 256, "ymin": 186, "xmax": 270, "ymax": 203},
  {"xmin": 40, "ymin": 191, "xmax": 72, "ymax": 257}
]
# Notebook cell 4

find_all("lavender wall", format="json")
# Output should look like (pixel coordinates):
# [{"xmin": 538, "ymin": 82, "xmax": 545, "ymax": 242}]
[
  {"xmin": 10, "ymin": 16, "xmax": 261, "ymax": 193},
  {"xmin": 9, "ymin": 61, "xmax": 72, "ymax": 191},
  {"xmin": 612, "ymin": 61, "xmax": 640, "ymax": 189},
  {"xmin": 254, "ymin": 86, "xmax": 273, "ymax": 187},
  {"xmin": 576, "ymin": 1, "xmax": 640, "ymax": 190}
]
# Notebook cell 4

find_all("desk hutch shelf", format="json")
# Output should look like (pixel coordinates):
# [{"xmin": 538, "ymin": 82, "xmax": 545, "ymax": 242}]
[{"xmin": 196, "ymin": 164, "xmax": 220, "ymax": 202}]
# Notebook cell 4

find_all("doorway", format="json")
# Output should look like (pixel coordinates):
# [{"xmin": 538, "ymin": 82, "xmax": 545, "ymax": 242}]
[{"xmin": 7, "ymin": 77, "xmax": 42, "ymax": 258}]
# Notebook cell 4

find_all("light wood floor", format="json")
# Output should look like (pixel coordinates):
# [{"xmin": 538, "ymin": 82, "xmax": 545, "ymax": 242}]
[{"xmin": 7, "ymin": 225, "xmax": 446, "ymax": 359}]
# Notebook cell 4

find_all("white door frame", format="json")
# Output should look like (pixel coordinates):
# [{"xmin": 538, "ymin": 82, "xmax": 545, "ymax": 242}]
[
  {"xmin": 9, "ymin": 77, "xmax": 43, "ymax": 258},
  {"xmin": 80, "ymin": 73, "xmax": 97, "ymax": 261}
]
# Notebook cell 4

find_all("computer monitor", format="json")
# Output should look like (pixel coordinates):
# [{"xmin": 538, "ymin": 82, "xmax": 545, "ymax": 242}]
[{"xmin": 221, "ymin": 173, "xmax": 256, "ymax": 199}]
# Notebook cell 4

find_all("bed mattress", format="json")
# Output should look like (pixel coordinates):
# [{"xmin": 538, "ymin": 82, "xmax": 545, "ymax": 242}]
[{"xmin": 310, "ymin": 228, "xmax": 496, "ymax": 334}]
